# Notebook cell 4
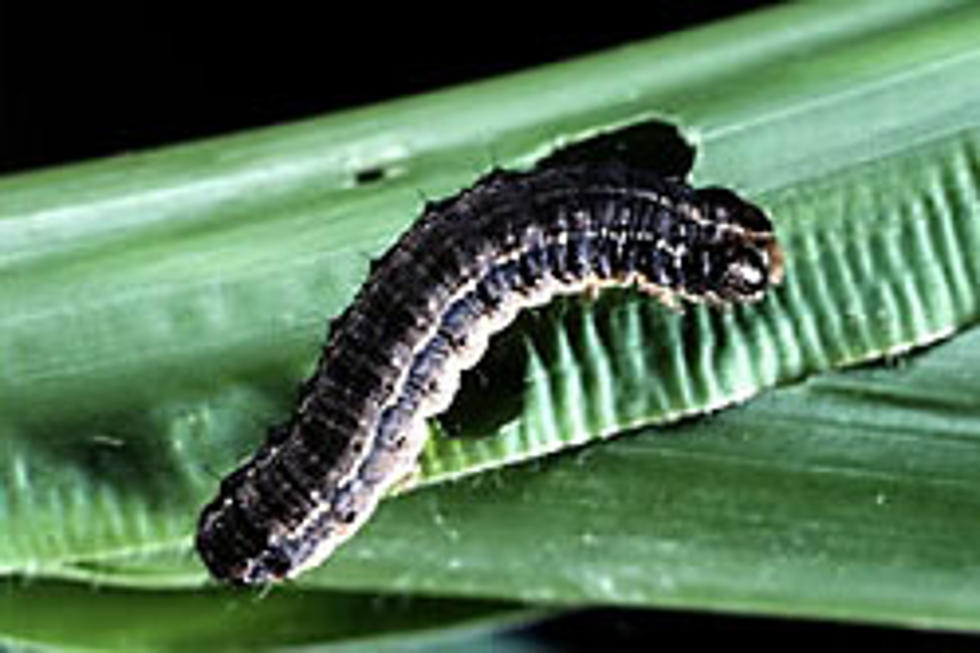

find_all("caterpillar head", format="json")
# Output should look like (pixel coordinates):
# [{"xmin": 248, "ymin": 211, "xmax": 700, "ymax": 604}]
[{"xmin": 696, "ymin": 187, "xmax": 784, "ymax": 301}]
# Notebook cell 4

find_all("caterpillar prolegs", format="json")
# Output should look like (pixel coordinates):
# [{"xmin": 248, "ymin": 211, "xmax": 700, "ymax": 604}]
[{"xmin": 196, "ymin": 161, "xmax": 784, "ymax": 585}]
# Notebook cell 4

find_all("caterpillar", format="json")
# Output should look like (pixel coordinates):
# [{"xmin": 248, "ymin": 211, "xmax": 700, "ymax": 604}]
[{"xmin": 195, "ymin": 160, "xmax": 784, "ymax": 585}]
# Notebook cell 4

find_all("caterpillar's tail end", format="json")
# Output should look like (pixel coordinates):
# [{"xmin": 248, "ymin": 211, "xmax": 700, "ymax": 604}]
[{"xmin": 195, "ymin": 496, "xmax": 291, "ymax": 587}]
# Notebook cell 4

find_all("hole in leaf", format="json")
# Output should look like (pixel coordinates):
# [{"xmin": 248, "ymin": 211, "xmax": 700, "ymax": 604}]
[
  {"xmin": 354, "ymin": 167, "xmax": 386, "ymax": 185},
  {"xmin": 535, "ymin": 119, "xmax": 696, "ymax": 180}
]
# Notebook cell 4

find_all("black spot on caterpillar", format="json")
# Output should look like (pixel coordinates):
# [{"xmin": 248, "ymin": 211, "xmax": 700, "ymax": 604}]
[{"xmin": 195, "ymin": 160, "xmax": 784, "ymax": 585}]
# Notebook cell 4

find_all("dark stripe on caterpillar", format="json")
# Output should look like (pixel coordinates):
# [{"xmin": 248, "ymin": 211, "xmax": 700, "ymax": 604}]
[{"xmin": 195, "ymin": 161, "xmax": 784, "ymax": 585}]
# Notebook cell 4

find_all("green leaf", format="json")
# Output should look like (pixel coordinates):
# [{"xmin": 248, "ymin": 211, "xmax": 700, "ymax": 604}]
[
  {"xmin": 2, "ymin": 0, "xmax": 979, "ymax": 639},
  {"xmin": 39, "ymin": 325, "xmax": 980, "ymax": 631},
  {"xmin": 0, "ymin": 577, "xmax": 535, "ymax": 651}
]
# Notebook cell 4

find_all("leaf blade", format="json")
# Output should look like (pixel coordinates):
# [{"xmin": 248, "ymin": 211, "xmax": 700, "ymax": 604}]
[{"xmin": 1, "ymin": 0, "xmax": 980, "ymax": 633}]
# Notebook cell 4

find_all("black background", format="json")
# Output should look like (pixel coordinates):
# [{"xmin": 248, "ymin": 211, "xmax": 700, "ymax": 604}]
[
  {"xmin": 2, "ymin": 1, "xmax": 977, "ymax": 647},
  {"xmin": 1, "ymin": 3, "xmax": 780, "ymax": 175}
]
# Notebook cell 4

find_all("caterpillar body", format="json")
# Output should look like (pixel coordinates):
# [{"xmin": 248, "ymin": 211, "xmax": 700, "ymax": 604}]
[{"xmin": 196, "ymin": 161, "xmax": 783, "ymax": 585}]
